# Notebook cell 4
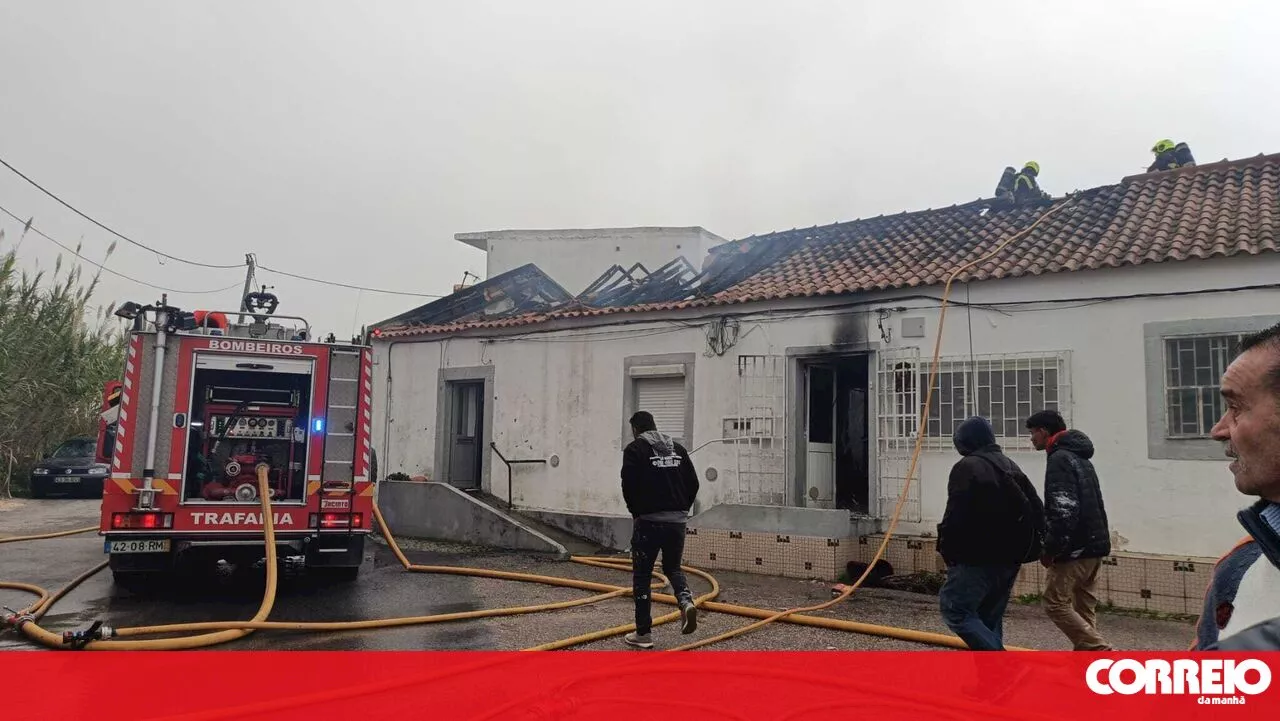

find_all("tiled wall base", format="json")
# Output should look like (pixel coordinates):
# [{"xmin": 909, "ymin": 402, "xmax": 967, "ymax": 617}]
[
  {"xmin": 1010, "ymin": 551, "xmax": 1213, "ymax": 615},
  {"xmin": 683, "ymin": 528, "xmax": 1215, "ymax": 616},
  {"xmin": 682, "ymin": 528, "xmax": 848, "ymax": 580}
]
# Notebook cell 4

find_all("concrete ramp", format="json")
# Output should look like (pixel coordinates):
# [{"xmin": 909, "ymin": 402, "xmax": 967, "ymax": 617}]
[
  {"xmin": 377, "ymin": 481, "xmax": 568, "ymax": 559},
  {"xmin": 465, "ymin": 493, "xmax": 610, "ymax": 557},
  {"xmin": 520, "ymin": 509, "xmax": 631, "ymax": 552}
]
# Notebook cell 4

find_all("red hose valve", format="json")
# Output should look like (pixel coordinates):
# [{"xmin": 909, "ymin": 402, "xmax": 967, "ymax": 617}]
[{"xmin": 3, "ymin": 607, "xmax": 34, "ymax": 630}]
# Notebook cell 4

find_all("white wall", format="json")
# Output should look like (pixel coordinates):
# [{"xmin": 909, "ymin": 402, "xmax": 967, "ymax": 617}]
[
  {"xmin": 373, "ymin": 253, "xmax": 1280, "ymax": 558},
  {"xmin": 456, "ymin": 227, "xmax": 725, "ymax": 295}
]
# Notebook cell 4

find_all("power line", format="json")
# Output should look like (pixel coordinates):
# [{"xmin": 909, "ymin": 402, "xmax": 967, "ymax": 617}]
[
  {"xmin": 397, "ymin": 281, "xmax": 1280, "ymax": 341},
  {"xmin": 0, "ymin": 154, "xmax": 244, "ymax": 269},
  {"xmin": 256, "ymin": 262, "xmax": 445, "ymax": 298},
  {"xmin": 0, "ymin": 155, "xmax": 463, "ymax": 299},
  {"xmin": 0, "ymin": 204, "xmax": 244, "ymax": 295}
]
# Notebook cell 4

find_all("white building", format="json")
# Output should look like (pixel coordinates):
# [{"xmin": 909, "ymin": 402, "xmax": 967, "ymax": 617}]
[
  {"xmin": 455, "ymin": 227, "xmax": 727, "ymax": 296},
  {"xmin": 371, "ymin": 152, "xmax": 1280, "ymax": 615}
]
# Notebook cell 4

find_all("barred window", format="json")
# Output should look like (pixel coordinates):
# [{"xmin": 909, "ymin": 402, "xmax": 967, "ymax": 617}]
[
  {"xmin": 921, "ymin": 352, "xmax": 1070, "ymax": 450},
  {"xmin": 1163, "ymin": 334, "xmax": 1243, "ymax": 438}
]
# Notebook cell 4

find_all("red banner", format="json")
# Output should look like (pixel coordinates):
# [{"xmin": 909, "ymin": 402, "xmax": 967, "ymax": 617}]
[{"xmin": 6, "ymin": 651, "xmax": 1280, "ymax": 721}]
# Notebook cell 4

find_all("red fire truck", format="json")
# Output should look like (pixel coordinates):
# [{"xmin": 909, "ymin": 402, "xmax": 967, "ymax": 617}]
[
  {"xmin": 98, "ymin": 292, "xmax": 376, "ymax": 587},
  {"xmin": 96, "ymin": 380, "xmax": 122, "ymax": 466}
]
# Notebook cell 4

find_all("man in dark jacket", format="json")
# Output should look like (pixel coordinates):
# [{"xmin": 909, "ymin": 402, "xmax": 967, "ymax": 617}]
[
  {"xmin": 620, "ymin": 411, "xmax": 700, "ymax": 649},
  {"xmin": 1026, "ymin": 409, "xmax": 1113, "ymax": 650},
  {"xmin": 937, "ymin": 416, "xmax": 1046, "ymax": 650}
]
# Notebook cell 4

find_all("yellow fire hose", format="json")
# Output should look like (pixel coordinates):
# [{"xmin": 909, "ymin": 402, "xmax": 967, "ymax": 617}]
[
  {"xmin": 2, "ymin": 506, "xmax": 978, "ymax": 651},
  {"xmin": 0, "ymin": 525, "xmax": 99, "ymax": 544},
  {"xmin": 1, "ymin": 465, "xmax": 281, "ymax": 650},
  {"xmin": 0, "ymin": 200, "xmax": 1077, "ymax": 652}
]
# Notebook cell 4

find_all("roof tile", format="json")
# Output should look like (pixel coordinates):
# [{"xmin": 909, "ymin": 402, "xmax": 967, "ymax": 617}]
[{"xmin": 380, "ymin": 152, "xmax": 1280, "ymax": 337}]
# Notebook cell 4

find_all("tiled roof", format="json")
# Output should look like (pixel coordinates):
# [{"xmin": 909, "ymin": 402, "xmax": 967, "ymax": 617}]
[{"xmin": 377, "ymin": 152, "xmax": 1280, "ymax": 338}]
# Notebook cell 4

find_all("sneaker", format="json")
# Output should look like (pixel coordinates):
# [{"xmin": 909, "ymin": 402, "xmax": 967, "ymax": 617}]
[
  {"xmin": 624, "ymin": 632, "xmax": 653, "ymax": 649},
  {"xmin": 679, "ymin": 601, "xmax": 698, "ymax": 634}
]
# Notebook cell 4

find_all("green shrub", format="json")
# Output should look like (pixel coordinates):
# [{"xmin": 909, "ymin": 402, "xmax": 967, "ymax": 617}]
[{"xmin": 0, "ymin": 236, "xmax": 125, "ymax": 497}]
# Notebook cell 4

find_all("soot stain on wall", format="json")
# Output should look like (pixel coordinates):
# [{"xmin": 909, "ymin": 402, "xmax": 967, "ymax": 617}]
[{"xmin": 832, "ymin": 311, "xmax": 868, "ymax": 347}]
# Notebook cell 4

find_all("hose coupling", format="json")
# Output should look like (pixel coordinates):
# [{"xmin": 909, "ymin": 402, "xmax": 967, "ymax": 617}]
[
  {"xmin": 62, "ymin": 620, "xmax": 107, "ymax": 649},
  {"xmin": 2, "ymin": 606, "xmax": 34, "ymax": 630}
]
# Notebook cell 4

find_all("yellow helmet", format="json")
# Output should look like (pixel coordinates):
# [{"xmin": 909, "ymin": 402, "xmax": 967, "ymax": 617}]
[
  {"xmin": 1023, "ymin": 161, "xmax": 1040, "ymax": 175},
  {"xmin": 1152, "ymin": 139, "xmax": 1175, "ymax": 154}
]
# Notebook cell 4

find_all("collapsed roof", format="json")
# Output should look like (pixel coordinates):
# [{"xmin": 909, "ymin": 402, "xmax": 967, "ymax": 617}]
[{"xmin": 374, "ymin": 151, "xmax": 1280, "ymax": 338}]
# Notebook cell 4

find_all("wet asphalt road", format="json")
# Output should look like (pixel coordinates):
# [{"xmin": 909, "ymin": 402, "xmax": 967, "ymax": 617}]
[
  {"xmin": 1, "ymin": 498, "xmax": 1200, "ymax": 652},
  {"xmin": 0, "ymin": 499, "xmax": 575, "ymax": 651}
]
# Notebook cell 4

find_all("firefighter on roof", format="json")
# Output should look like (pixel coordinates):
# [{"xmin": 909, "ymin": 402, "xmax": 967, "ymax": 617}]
[
  {"xmin": 1012, "ymin": 161, "xmax": 1049, "ymax": 202},
  {"xmin": 994, "ymin": 166, "xmax": 1018, "ymax": 202},
  {"xmin": 1148, "ymin": 139, "xmax": 1197, "ymax": 172}
]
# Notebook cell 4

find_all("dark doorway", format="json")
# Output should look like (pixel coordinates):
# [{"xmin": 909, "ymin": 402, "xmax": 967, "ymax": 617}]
[
  {"xmin": 835, "ymin": 357, "xmax": 870, "ymax": 512},
  {"xmin": 802, "ymin": 355, "xmax": 869, "ymax": 512},
  {"xmin": 447, "ymin": 381, "xmax": 484, "ymax": 489}
]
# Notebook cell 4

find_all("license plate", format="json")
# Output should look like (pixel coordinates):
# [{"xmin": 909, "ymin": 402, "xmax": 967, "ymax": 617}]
[
  {"xmin": 106, "ymin": 539, "xmax": 171, "ymax": 554},
  {"xmin": 54, "ymin": 476, "xmax": 80, "ymax": 484}
]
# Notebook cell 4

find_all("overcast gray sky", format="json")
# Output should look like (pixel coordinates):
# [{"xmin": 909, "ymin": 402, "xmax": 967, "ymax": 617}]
[{"xmin": 1, "ymin": 1, "xmax": 1276, "ymax": 338}]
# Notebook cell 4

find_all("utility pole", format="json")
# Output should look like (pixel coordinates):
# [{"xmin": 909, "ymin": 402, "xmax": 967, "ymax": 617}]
[{"xmin": 237, "ymin": 253, "xmax": 257, "ymax": 325}]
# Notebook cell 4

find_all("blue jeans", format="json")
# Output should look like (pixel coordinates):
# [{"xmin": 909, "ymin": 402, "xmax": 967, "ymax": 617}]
[{"xmin": 939, "ymin": 563, "xmax": 1021, "ymax": 651}]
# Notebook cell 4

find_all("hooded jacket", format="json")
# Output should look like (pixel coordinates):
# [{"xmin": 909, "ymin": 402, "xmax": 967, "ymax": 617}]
[
  {"xmin": 937, "ymin": 417, "xmax": 1047, "ymax": 566},
  {"xmin": 621, "ymin": 430, "xmax": 699, "ymax": 522},
  {"xmin": 1042, "ymin": 429, "xmax": 1111, "ymax": 561}
]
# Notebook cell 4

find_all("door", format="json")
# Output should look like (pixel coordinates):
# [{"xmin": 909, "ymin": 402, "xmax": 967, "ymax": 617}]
[
  {"xmin": 804, "ymin": 364, "xmax": 836, "ymax": 507},
  {"xmin": 448, "ymin": 381, "xmax": 484, "ymax": 489}
]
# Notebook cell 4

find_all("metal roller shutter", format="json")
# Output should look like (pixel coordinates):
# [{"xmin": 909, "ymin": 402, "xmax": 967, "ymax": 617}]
[{"xmin": 634, "ymin": 376, "xmax": 687, "ymax": 444}]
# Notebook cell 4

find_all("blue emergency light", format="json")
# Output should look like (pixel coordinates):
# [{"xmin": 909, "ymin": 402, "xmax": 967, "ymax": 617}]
[{"xmin": 312, "ymin": 418, "xmax": 325, "ymax": 433}]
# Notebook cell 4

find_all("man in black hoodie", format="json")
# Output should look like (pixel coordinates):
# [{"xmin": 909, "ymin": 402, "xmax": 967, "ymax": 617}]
[
  {"xmin": 620, "ymin": 411, "xmax": 700, "ymax": 649},
  {"xmin": 937, "ymin": 416, "xmax": 1046, "ymax": 650},
  {"xmin": 1026, "ymin": 409, "xmax": 1114, "ymax": 651}
]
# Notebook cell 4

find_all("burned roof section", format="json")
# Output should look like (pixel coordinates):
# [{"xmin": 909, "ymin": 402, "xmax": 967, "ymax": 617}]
[
  {"xmin": 372, "ymin": 263, "xmax": 573, "ymax": 332},
  {"xmin": 578, "ymin": 258, "xmax": 700, "ymax": 308},
  {"xmin": 376, "ymin": 151, "xmax": 1280, "ymax": 337}
]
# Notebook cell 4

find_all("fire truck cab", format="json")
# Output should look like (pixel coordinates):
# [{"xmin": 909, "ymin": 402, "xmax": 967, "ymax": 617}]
[{"xmin": 99, "ymin": 293, "xmax": 376, "ymax": 587}]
